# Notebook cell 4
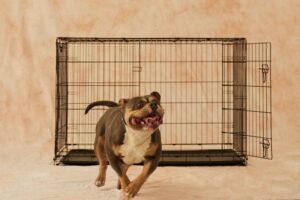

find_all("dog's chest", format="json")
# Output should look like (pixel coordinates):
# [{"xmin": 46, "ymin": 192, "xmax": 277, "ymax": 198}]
[{"xmin": 119, "ymin": 129, "xmax": 152, "ymax": 165}]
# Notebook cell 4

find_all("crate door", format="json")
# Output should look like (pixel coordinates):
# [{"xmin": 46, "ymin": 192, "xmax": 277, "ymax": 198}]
[{"xmin": 246, "ymin": 43, "xmax": 272, "ymax": 159}]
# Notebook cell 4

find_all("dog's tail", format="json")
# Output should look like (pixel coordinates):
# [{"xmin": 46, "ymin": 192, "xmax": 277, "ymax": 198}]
[{"xmin": 85, "ymin": 101, "xmax": 119, "ymax": 114}]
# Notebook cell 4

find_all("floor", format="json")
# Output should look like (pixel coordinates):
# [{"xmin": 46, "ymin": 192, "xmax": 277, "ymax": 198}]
[{"xmin": 1, "ymin": 152, "xmax": 299, "ymax": 200}]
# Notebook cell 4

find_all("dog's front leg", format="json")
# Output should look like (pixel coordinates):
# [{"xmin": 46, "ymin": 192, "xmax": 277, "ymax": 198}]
[
  {"xmin": 118, "ymin": 162, "xmax": 131, "ymax": 189},
  {"xmin": 125, "ymin": 157, "xmax": 159, "ymax": 198}
]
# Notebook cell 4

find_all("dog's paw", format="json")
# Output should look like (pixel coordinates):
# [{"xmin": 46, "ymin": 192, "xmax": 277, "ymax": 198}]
[
  {"xmin": 95, "ymin": 175, "xmax": 106, "ymax": 187},
  {"xmin": 125, "ymin": 181, "xmax": 142, "ymax": 198},
  {"xmin": 120, "ymin": 190, "xmax": 133, "ymax": 200}
]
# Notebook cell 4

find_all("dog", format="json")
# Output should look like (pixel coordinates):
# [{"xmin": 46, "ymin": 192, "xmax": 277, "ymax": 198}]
[{"xmin": 85, "ymin": 91, "xmax": 164, "ymax": 198}]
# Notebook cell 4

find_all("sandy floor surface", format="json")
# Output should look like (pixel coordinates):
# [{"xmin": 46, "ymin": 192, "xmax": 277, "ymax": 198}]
[{"xmin": 1, "ymin": 152, "xmax": 299, "ymax": 200}]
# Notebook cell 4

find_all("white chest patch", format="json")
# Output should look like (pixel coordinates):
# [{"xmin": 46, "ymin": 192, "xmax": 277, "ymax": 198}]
[{"xmin": 119, "ymin": 127, "xmax": 152, "ymax": 165}]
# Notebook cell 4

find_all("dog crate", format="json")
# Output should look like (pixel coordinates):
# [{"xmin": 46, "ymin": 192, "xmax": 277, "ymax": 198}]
[{"xmin": 54, "ymin": 38, "xmax": 272, "ymax": 165}]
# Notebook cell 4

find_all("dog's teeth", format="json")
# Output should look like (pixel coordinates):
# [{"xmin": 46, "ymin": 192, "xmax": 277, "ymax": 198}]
[{"xmin": 141, "ymin": 121, "xmax": 145, "ymax": 125}]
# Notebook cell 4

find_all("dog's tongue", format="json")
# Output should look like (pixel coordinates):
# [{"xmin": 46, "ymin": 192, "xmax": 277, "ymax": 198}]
[
  {"xmin": 131, "ymin": 117, "xmax": 140, "ymax": 126},
  {"xmin": 144, "ymin": 116, "xmax": 159, "ymax": 126}
]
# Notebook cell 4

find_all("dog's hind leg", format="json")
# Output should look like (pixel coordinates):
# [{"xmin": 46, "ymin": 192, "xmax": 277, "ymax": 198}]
[{"xmin": 94, "ymin": 135, "xmax": 107, "ymax": 187}]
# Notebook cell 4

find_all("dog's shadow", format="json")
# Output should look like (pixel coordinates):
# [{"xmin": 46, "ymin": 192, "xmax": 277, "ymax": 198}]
[
  {"xmin": 96, "ymin": 177, "xmax": 200, "ymax": 200},
  {"xmin": 134, "ymin": 179, "xmax": 197, "ymax": 200}
]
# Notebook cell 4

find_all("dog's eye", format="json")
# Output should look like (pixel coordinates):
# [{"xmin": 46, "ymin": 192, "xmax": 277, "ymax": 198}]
[
  {"xmin": 151, "ymin": 99, "xmax": 159, "ymax": 105},
  {"xmin": 136, "ymin": 102, "xmax": 145, "ymax": 109}
]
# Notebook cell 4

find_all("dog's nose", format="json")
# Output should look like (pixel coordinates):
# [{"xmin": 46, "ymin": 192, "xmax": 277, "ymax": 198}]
[{"xmin": 150, "ymin": 102, "xmax": 157, "ymax": 111}]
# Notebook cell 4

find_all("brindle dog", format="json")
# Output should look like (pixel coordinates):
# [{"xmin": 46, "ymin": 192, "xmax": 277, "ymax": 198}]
[{"xmin": 85, "ymin": 91, "xmax": 164, "ymax": 198}]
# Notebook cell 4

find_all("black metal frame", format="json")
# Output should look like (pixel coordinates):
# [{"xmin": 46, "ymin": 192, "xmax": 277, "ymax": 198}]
[{"xmin": 54, "ymin": 38, "xmax": 272, "ymax": 166}]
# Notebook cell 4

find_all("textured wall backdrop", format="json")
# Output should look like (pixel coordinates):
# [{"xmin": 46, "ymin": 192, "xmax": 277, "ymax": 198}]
[{"xmin": 0, "ymin": 0, "xmax": 299, "ymax": 196}]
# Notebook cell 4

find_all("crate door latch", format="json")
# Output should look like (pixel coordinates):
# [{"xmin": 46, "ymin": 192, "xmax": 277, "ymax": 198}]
[
  {"xmin": 259, "ymin": 64, "xmax": 269, "ymax": 83},
  {"xmin": 260, "ymin": 138, "xmax": 270, "ymax": 158}
]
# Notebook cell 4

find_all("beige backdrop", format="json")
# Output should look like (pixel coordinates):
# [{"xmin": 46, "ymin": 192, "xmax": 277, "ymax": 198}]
[{"xmin": 0, "ymin": 0, "xmax": 299, "ymax": 199}]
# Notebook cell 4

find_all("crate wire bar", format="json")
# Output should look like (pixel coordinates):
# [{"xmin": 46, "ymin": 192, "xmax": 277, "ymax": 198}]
[{"xmin": 54, "ymin": 38, "xmax": 272, "ymax": 165}]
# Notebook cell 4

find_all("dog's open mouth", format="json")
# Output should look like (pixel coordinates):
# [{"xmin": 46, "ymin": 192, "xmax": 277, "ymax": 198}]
[{"xmin": 130, "ymin": 112, "xmax": 163, "ymax": 129}]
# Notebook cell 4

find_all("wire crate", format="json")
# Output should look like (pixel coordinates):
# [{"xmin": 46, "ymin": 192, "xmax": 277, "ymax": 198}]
[{"xmin": 54, "ymin": 38, "xmax": 272, "ymax": 165}]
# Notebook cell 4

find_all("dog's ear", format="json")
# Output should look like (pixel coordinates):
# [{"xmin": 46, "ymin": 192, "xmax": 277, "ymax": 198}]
[
  {"xmin": 150, "ymin": 91, "xmax": 161, "ymax": 101},
  {"xmin": 119, "ymin": 99, "xmax": 128, "ymax": 108}
]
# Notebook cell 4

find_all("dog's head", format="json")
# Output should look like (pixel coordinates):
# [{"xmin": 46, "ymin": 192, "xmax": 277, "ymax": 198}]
[{"xmin": 120, "ymin": 91, "xmax": 164, "ymax": 132}]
